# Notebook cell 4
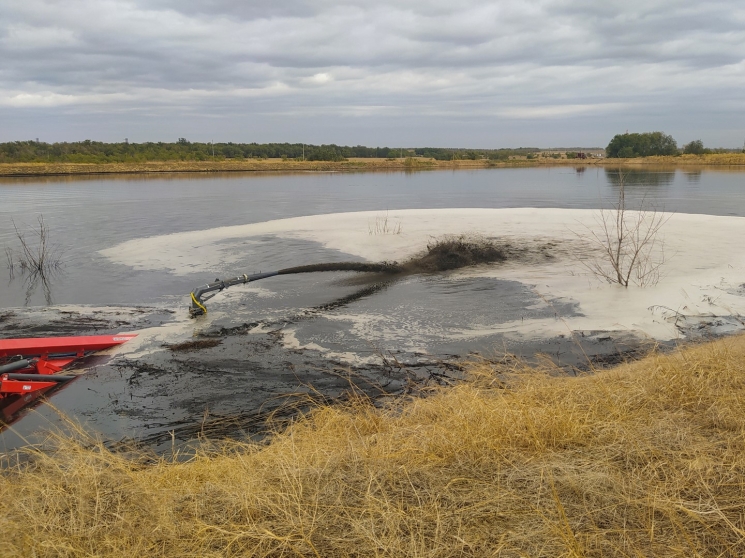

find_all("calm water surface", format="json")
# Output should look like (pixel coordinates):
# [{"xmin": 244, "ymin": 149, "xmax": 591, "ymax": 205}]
[{"xmin": 1, "ymin": 167, "xmax": 744, "ymax": 309}]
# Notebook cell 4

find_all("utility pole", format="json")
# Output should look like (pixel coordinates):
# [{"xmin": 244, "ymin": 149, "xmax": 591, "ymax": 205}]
[{"xmin": 302, "ymin": 144, "xmax": 305, "ymax": 161}]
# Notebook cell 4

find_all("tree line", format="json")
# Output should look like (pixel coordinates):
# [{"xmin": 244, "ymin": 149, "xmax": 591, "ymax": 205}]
[
  {"xmin": 605, "ymin": 132, "xmax": 739, "ymax": 158},
  {"xmin": 0, "ymin": 139, "xmax": 540, "ymax": 164}
]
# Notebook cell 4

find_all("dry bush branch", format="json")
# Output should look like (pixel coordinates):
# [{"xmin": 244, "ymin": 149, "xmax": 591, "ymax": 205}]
[{"xmin": 578, "ymin": 172, "xmax": 672, "ymax": 287}]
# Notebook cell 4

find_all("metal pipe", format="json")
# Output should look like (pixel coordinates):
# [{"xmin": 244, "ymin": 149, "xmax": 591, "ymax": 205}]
[
  {"xmin": 190, "ymin": 271, "xmax": 279, "ymax": 317},
  {"xmin": 0, "ymin": 359, "xmax": 36, "ymax": 374},
  {"xmin": 3, "ymin": 373, "xmax": 76, "ymax": 382},
  {"xmin": 0, "ymin": 351, "xmax": 85, "ymax": 360}
]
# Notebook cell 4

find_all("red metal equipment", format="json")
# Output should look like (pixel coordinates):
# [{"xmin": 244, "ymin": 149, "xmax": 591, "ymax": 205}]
[{"xmin": 0, "ymin": 334, "xmax": 136, "ymax": 424}]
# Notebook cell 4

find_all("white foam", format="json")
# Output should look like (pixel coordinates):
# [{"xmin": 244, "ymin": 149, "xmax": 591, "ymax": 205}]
[{"xmin": 281, "ymin": 327, "xmax": 379, "ymax": 366}]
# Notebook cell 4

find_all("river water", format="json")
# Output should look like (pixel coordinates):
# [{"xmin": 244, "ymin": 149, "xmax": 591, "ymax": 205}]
[
  {"xmin": 2, "ymin": 167, "xmax": 744, "ymax": 309},
  {"xmin": 1, "ymin": 166, "xmax": 744, "ymax": 448}
]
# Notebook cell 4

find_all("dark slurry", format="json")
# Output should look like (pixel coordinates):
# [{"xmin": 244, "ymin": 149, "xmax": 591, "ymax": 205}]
[
  {"xmin": 412, "ymin": 236, "xmax": 514, "ymax": 272},
  {"xmin": 166, "ymin": 339, "xmax": 223, "ymax": 352}
]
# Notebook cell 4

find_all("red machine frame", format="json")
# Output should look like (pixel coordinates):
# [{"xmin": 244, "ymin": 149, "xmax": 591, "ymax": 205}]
[{"xmin": 0, "ymin": 334, "xmax": 136, "ymax": 424}]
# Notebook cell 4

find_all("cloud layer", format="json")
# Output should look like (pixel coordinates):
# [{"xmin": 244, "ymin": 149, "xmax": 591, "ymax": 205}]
[{"xmin": 1, "ymin": 0, "xmax": 744, "ymax": 146}]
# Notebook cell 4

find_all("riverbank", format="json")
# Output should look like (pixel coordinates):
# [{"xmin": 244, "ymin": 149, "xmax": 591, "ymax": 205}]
[
  {"xmin": 2, "ymin": 333, "xmax": 744, "ymax": 556},
  {"xmin": 2, "ymin": 152, "xmax": 744, "ymax": 177},
  {"xmin": 0, "ymin": 158, "xmax": 513, "ymax": 176}
]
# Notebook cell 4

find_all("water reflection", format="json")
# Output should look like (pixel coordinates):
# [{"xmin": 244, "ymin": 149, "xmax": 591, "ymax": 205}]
[
  {"xmin": 5, "ymin": 261, "xmax": 63, "ymax": 306},
  {"xmin": 685, "ymin": 171, "xmax": 702, "ymax": 183},
  {"xmin": 604, "ymin": 168, "xmax": 676, "ymax": 187},
  {"xmin": 0, "ymin": 168, "xmax": 438, "ymax": 186}
]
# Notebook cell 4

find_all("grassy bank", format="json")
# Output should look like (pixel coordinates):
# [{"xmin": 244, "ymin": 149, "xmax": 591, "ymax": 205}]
[
  {"xmin": 1, "ymin": 152, "xmax": 744, "ymax": 177},
  {"xmin": 636, "ymin": 153, "xmax": 745, "ymax": 166},
  {"xmin": 0, "ymin": 157, "xmax": 519, "ymax": 177},
  {"xmin": 2, "ymin": 335, "xmax": 745, "ymax": 556}
]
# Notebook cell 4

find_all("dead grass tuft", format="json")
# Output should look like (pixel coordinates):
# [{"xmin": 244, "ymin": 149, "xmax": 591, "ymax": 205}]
[
  {"xmin": 2, "ymin": 335, "xmax": 745, "ymax": 556},
  {"xmin": 368, "ymin": 211, "xmax": 403, "ymax": 235}
]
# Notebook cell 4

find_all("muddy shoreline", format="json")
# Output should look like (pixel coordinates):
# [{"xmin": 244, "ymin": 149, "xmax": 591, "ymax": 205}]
[
  {"xmin": 4, "ymin": 200, "xmax": 745, "ymax": 454},
  {"xmin": 0, "ymin": 301, "xmax": 702, "ymax": 453},
  {"xmin": 3, "ymin": 222, "xmax": 745, "ymax": 452}
]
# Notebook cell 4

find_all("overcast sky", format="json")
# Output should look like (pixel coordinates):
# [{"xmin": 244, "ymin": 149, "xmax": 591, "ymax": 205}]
[{"xmin": 1, "ymin": 0, "xmax": 744, "ymax": 147}]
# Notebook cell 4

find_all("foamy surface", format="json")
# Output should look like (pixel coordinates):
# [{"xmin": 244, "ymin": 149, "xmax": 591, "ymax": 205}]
[{"xmin": 101, "ymin": 209, "xmax": 745, "ymax": 343}]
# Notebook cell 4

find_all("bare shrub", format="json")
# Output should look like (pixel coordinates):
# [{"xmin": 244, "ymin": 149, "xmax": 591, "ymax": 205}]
[
  {"xmin": 577, "ymin": 172, "xmax": 671, "ymax": 287},
  {"xmin": 7, "ymin": 215, "xmax": 63, "ymax": 278},
  {"xmin": 4, "ymin": 215, "xmax": 63, "ymax": 304}
]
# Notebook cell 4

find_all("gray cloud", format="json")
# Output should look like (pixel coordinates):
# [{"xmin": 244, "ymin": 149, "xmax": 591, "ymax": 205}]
[{"xmin": 1, "ymin": 0, "xmax": 743, "ymax": 146}]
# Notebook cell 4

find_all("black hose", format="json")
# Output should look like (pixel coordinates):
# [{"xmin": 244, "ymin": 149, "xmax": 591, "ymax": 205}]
[
  {"xmin": 189, "ymin": 264, "xmax": 401, "ymax": 317},
  {"xmin": 278, "ymin": 262, "xmax": 402, "ymax": 275},
  {"xmin": 189, "ymin": 237, "xmax": 519, "ymax": 317}
]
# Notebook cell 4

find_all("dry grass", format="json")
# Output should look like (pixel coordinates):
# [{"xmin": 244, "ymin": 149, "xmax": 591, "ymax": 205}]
[
  {"xmin": 645, "ymin": 153, "xmax": 745, "ymax": 166},
  {"xmin": 2, "ymin": 335, "xmax": 745, "ymax": 556}
]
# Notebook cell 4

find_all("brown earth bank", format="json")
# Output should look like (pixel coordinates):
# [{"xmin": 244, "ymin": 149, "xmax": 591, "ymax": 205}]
[
  {"xmin": 2, "ymin": 333, "xmax": 745, "ymax": 557},
  {"xmin": 2, "ymin": 153, "xmax": 744, "ymax": 177}
]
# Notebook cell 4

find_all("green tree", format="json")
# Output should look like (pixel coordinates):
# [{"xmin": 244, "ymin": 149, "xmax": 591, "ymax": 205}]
[
  {"xmin": 606, "ymin": 132, "xmax": 678, "ymax": 158},
  {"xmin": 683, "ymin": 140, "xmax": 706, "ymax": 155}
]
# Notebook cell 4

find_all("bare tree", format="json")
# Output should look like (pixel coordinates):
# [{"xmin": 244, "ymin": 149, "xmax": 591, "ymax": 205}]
[{"xmin": 578, "ymin": 172, "xmax": 671, "ymax": 287}]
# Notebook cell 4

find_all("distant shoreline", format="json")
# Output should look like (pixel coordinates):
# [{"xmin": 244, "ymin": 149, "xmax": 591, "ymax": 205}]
[{"xmin": 1, "ymin": 153, "xmax": 744, "ymax": 177}]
